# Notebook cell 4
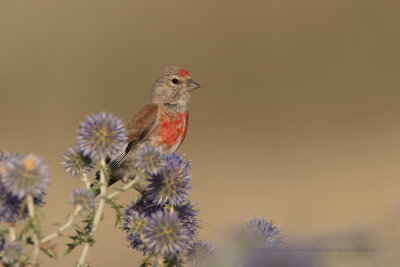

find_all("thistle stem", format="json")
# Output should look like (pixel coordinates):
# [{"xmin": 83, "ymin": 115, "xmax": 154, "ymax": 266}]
[
  {"xmin": 40, "ymin": 206, "xmax": 82, "ymax": 244},
  {"xmin": 81, "ymin": 173, "xmax": 91, "ymax": 190},
  {"xmin": 27, "ymin": 194, "xmax": 40, "ymax": 264},
  {"xmin": 107, "ymin": 178, "xmax": 139, "ymax": 199},
  {"xmin": 77, "ymin": 158, "xmax": 107, "ymax": 266},
  {"xmin": 8, "ymin": 225, "xmax": 16, "ymax": 241}
]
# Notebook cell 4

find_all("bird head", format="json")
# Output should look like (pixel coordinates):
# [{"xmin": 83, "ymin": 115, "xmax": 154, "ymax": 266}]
[{"xmin": 150, "ymin": 66, "xmax": 201, "ymax": 108}]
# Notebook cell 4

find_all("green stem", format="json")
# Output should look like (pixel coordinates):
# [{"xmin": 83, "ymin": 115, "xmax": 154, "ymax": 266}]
[
  {"xmin": 81, "ymin": 173, "xmax": 91, "ymax": 190},
  {"xmin": 8, "ymin": 225, "xmax": 16, "ymax": 241},
  {"xmin": 76, "ymin": 158, "xmax": 107, "ymax": 266},
  {"xmin": 40, "ymin": 206, "xmax": 82, "ymax": 243},
  {"xmin": 27, "ymin": 194, "xmax": 39, "ymax": 264}
]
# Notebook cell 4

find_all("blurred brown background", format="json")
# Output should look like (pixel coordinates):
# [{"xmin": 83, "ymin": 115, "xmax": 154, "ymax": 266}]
[{"xmin": 1, "ymin": 0, "xmax": 400, "ymax": 266}]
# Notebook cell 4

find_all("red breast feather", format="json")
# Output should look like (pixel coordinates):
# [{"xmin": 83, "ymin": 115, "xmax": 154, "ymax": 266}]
[{"xmin": 157, "ymin": 112, "xmax": 188, "ymax": 149}]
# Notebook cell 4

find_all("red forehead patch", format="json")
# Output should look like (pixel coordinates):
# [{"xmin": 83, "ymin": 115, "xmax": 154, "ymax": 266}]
[{"xmin": 178, "ymin": 68, "xmax": 190, "ymax": 77}]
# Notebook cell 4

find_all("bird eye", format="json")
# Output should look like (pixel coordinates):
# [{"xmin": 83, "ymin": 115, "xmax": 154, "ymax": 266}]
[{"xmin": 172, "ymin": 78, "xmax": 179, "ymax": 84}]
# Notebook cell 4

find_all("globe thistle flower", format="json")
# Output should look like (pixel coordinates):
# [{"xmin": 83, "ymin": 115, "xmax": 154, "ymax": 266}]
[
  {"xmin": 0, "ymin": 188, "xmax": 44, "ymax": 223},
  {"xmin": 0, "ymin": 151, "xmax": 21, "ymax": 179},
  {"xmin": 244, "ymin": 217, "xmax": 283, "ymax": 247},
  {"xmin": 0, "ymin": 149, "xmax": 10, "ymax": 162},
  {"xmin": 121, "ymin": 196, "xmax": 162, "ymax": 253},
  {"xmin": 122, "ymin": 196, "xmax": 199, "ymax": 254},
  {"xmin": 77, "ymin": 112, "xmax": 127, "ymax": 161},
  {"xmin": 147, "ymin": 153, "xmax": 191, "ymax": 206},
  {"xmin": 135, "ymin": 145, "xmax": 166, "ymax": 176},
  {"xmin": 142, "ymin": 211, "xmax": 189, "ymax": 255},
  {"xmin": 3, "ymin": 154, "xmax": 50, "ymax": 199},
  {"xmin": 186, "ymin": 240, "xmax": 215, "ymax": 266},
  {"xmin": 121, "ymin": 209, "xmax": 147, "ymax": 251},
  {"xmin": 0, "ymin": 153, "xmax": 44, "ymax": 222},
  {"xmin": 0, "ymin": 151, "xmax": 9, "ymax": 180},
  {"xmin": 0, "ymin": 185, "xmax": 28, "ymax": 223},
  {"xmin": 175, "ymin": 202, "xmax": 199, "ymax": 241},
  {"xmin": 130, "ymin": 195, "xmax": 164, "ymax": 217},
  {"xmin": 69, "ymin": 187, "xmax": 95, "ymax": 211},
  {"xmin": 62, "ymin": 145, "xmax": 94, "ymax": 177},
  {"xmin": 1, "ymin": 241, "xmax": 22, "ymax": 263}
]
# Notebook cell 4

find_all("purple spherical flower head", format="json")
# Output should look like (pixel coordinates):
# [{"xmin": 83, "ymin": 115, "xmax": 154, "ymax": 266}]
[
  {"xmin": 245, "ymin": 217, "xmax": 283, "ymax": 246},
  {"xmin": 0, "ymin": 184, "xmax": 43, "ymax": 223},
  {"xmin": 0, "ymin": 183, "xmax": 24, "ymax": 223},
  {"xmin": 186, "ymin": 240, "xmax": 215, "ymax": 266},
  {"xmin": 69, "ymin": 187, "xmax": 95, "ymax": 211},
  {"xmin": 121, "ymin": 209, "xmax": 147, "ymax": 251},
  {"xmin": 0, "ymin": 150, "xmax": 9, "ymax": 181},
  {"xmin": 147, "ymin": 153, "xmax": 192, "ymax": 206},
  {"xmin": 122, "ymin": 196, "xmax": 199, "ymax": 253},
  {"xmin": 0, "ymin": 190, "xmax": 25, "ymax": 223},
  {"xmin": 0, "ymin": 153, "xmax": 44, "ymax": 222},
  {"xmin": 3, "ymin": 154, "xmax": 50, "ymax": 199},
  {"xmin": 121, "ymin": 197, "xmax": 162, "ymax": 253},
  {"xmin": 77, "ymin": 112, "xmax": 127, "ymax": 161},
  {"xmin": 142, "ymin": 211, "xmax": 189, "ymax": 255},
  {"xmin": 62, "ymin": 145, "xmax": 94, "ymax": 177},
  {"xmin": 134, "ymin": 145, "xmax": 166, "ymax": 176},
  {"xmin": 175, "ymin": 202, "xmax": 199, "ymax": 241},
  {"xmin": 1, "ymin": 240, "xmax": 22, "ymax": 263},
  {"xmin": 0, "ymin": 151, "xmax": 21, "ymax": 179},
  {"xmin": 0, "ymin": 150, "xmax": 11, "ymax": 162},
  {"xmin": 130, "ymin": 195, "xmax": 163, "ymax": 217}
]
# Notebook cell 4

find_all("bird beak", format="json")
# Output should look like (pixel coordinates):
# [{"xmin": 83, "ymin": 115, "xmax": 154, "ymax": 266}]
[{"xmin": 186, "ymin": 79, "xmax": 201, "ymax": 91}]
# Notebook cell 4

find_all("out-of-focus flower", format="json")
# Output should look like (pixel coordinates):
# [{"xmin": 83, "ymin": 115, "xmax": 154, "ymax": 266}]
[
  {"xmin": 69, "ymin": 187, "xmax": 95, "ymax": 211},
  {"xmin": 186, "ymin": 240, "xmax": 215, "ymax": 266},
  {"xmin": 1, "ymin": 241, "xmax": 22, "ymax": 263},
  {"xmin": 77, "ymin": 112, "xmax": 127, "ymax": 161},
  {"xmin": 0, "ymin": 185, "xmax": 29, "ymax": 223},
  {"xmin": 0, "ymin": 152, "xmax": 44, "ymax": 222},
  {"xmin": 0, "ymin": 150, "xmax": 11, "ymax": 162},
  {"xmin": 147, "ymin": 153, "xmax": 191, "ymax": 206},
  {"xmin": 62, "ymin": 145, "xmax": 94, "ymax": 177},
  {"xmin": 135, "ymin": 145, "xmax": 166, "ymax": 176},
  {"xmin": 3, "ymin": 154, "xmax": 50, "ymax": 199},
  {"xmin": 244, "ymin": 217, "xmax": 283, "ymax": 246},
  {"xmin": 0, "ymin": 150, "xmax": 11, "ymax": 182},
  {"xmin": 142, "ymin": 211, "xmax": 189, "ymax": 255}
]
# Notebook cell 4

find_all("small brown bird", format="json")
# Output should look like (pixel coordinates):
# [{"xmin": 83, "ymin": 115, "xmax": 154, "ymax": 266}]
[{"xmin": 102, "ymin": 66, "xmax": 200, "ymax": 188}]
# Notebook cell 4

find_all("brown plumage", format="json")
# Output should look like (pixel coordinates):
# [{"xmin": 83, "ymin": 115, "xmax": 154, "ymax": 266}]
[{"xmin": 97, "ymin": 66, "xmax": 200, "ymax": 190}]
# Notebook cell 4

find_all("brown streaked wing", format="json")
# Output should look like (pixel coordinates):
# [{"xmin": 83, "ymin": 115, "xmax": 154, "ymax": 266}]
[{"xmin": 108, "ymin": 103, "xmax": 159, "ymax": 169}]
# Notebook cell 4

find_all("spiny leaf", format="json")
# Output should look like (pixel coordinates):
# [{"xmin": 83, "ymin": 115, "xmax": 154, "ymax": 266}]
[
  {"xmin": 164, "ymin": 255, "xmax": 179, "ymax": 267},
  {"xmin": 90, "ymin": 179, "xmax": 101, "ymax": 195},
  {"xmin": 100, "ymin": 164, "xmax": 111, "ymax": 181},
  {"xmin": 40, "ymin": 247, "xmax": 53, "ymax": 258},
  {"xmin": 140, "ymin": 253, "xmax": 157, "ymax": 267},
  {"xmin": 25, "ymin": 237, "xmax": 34, "ymax": 245},
  {"xmin": 103, "ymin": 196, "xmax": 123, "ymax": 227},
  {"xmin": 64, "ymin": 229, "xmax": 94, "ymax": 256},
  {"xmin": 41, "ymin": 242, "xmax": 58, "ymax": 260},
  {"xmin": 30, "ymin": 217, "xmax": 41, "ymax": 236}
]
